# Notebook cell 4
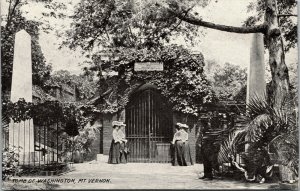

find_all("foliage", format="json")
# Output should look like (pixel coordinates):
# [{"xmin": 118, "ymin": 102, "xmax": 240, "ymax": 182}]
[
  {"xmin": 51, "ymin": 70, "xmax": 98, "ymax": 100},
  {"xmin": 63, "ymin": 0, "xmax": 209, "ymax": 50},
  {"xmin": 65, "ymin": 0, "xmax": 206, "ymax": 50},
  {"xmin": 61, "ymin": 122, "xmax": 99, "ymax": 162},
  {"xmin": 270, "ymin": 129, "xmax": 299, "ymax": 177},
  {"xmin": 2, "ymin": 98, "xmax": 96, "ymax": 136},
  {"xmin": 62, "ymin": 103, "xmax": 94, "ymax": 136},
  {"xmin": 244, "ymin": 0, "xmax": 297, "ymax": 51},
  {"xmin": 218, "ymin": 96, "xmax": 298, "ymax": 180},
  {"xmin": 78, "ymin": 122, "xmax": 100, "ymax": 154},
  {"xmin": 205, "ymin": 61, "xmax": 247, "ymax": 101},
  {"xmin": 88, "ymin": 45, "xmax": 216, "ymax": 115},
  {"xmin": 1, "ymin": 1, "xmax": 52, "ymax": 93},
  {"xmin": 288, "ymin": 63, "xmax": 298, "ymax": 105},
  {"xmin": 2, "ymin": 146, "xmax": 22, "ymax": 180},
  {"xmin": 2, "ymin": 98, "xmax": 98, "ymax": 164},
  {"xmin": 64, "ymin": 0, "xmax": 296, "ymax": 110},
  {"xmin": 218, "ymin": 129, "xmax": 245, "ymax": 165}
]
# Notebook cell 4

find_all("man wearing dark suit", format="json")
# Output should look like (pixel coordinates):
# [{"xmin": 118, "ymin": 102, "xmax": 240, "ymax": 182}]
[{"xmin": 199, "ymin": 118, "xmax": 214, "ymax": 180}]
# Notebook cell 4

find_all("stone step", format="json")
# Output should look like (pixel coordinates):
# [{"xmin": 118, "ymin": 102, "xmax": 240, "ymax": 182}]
[{"xmin": 97, "ymin": 154, "xmax": 108, "ymax": 163}]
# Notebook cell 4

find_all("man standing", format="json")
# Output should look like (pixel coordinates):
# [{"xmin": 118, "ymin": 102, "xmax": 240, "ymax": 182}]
[{"xmin": 199, "ymin": 117, "xmax": 214, "ymax": 180}]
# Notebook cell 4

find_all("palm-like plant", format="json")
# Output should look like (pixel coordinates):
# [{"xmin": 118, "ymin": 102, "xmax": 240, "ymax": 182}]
[
  {"xmin": 61, "ymin": 121, "xmax": 100, "ymax": 162},
  {"xmin": 270, "ymin": 129, "xmax": 298, "ymax": 177},
  {"xmin": 218, "ymin": 95, "xmax": 298, "ymax": 181},
  {"xmin": 77, "ymin": 121, "xmax": 100, "ymax": 155}
]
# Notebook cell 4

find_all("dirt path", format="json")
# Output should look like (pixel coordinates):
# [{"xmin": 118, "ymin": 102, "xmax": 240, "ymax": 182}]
[{"xmin": 43, "ymin": 162, "xmax": 279, "ymax": 190}]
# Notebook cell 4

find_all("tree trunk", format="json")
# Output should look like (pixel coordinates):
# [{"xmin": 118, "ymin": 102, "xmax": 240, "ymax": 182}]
[
  {"xmin": 265, "ymin": 1, "xmax": 294, "ymax": 181},
  {"xmin": 265, "ymin": 0, "xmax": 290, "ymax": 108},
  {"xmin": 165, "ymin": 0, "xmax": 291, "ymax": 108}
]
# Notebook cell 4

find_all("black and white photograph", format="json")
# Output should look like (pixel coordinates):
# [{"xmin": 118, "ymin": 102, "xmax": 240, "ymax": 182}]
[{"xmin": 1, "ymin": 0, "xmax": 299, "ymax": 190}]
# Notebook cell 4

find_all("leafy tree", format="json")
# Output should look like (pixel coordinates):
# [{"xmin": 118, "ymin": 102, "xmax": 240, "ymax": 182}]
[
  {"xmin": 51, "ymin": 70, "xmax": 98, "ymax": 101},
  {"xmin": 1, "ymin": 0, "xmax": 52, "ymax": 94},
  {"xmin": 205, "ymin": 61, "xmax": 247, "ymax": 101},
  {"xmin": 161, "ymin": 0, "xmax": 297, "ymax": 108},
  {"xmin": 63, "ymin": 0, "xmax": 211, "ymax": 50},
  {"xmin": 65, "ymin": 0, "xmax": 297, "ymax": 109},
  {"xmin": 244, "ymin": 0, "xmax": 297, "ymax": 52}
]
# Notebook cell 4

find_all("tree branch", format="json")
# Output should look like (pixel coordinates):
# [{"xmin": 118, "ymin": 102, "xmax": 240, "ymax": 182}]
[
  {"xmin": 9, "ymin": 0, "xmax": 20, "ymax": 21},
  {"xmin": 7, "ymin": 0, "xmax": 13, "ymax": 22},
  {"xmin": 278, "ymin": 14, "xmax": 298, "ymax": 18},
  {"xmin": 155, "ymin": 5, "xmax": 194, "ymax": 42},
  {"xmin": 170, "ymin": 9, "xmax": 267, "ymax": 34},
  {"xmin": 170, "ymin": 5, "xmax": 194, "ymax": 33},
  {"xmin": 156, "ymin": 3, "xmax": 267, "ymax": 34}
]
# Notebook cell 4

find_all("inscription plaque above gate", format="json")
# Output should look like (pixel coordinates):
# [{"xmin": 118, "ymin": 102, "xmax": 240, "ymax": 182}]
[{"xmin": 134, "ymin": 62, "xmax": 163, "ymax": 71}]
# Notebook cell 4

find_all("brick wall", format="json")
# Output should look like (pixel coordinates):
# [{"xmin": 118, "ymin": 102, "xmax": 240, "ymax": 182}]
[
  {"xmin": 103, "ymin": 114, "xmax": 117, "ymax": 155},
  {"xmin": 195, "ymin": 123, "xmax": 202, "ymax": 163},
  {"xmin": 188, "ymin": 125, "xmax": 196, "ymax": 163}
]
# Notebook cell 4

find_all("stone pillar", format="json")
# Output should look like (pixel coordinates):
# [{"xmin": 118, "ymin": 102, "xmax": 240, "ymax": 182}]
[
  {"xmin": 118, "ymin": 109, "xmax": 126, "ymax": 138},
  {"xmin": 8, "ymin": 30, "xmax": 35, "ymax": 164},
  {"xmin": 103, "ymin": 114, "xmax": 117, "ymax": 156},
  {"xmin": 188, "ymin": 124, "xmax": 196, "ymax": 164},
  {"xmin": 246, "ymin": 33, "xmax": 266, "ymax": 104}
]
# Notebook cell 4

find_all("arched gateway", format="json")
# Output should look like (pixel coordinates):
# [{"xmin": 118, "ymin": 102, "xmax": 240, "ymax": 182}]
[{"xmin": 125, "ymin": 84, "xmax": 173, "ymax": 163}]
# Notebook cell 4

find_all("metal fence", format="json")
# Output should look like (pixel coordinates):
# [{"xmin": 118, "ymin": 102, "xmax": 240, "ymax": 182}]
[{"xmin": 3, "ymin": 119, "xmax": 64, "ymax": 167}]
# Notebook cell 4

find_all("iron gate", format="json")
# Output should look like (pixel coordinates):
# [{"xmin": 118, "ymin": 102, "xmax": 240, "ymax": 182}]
[{"xmin": 125, "ymin": 87, "xmax": 173, "ymax": 163}]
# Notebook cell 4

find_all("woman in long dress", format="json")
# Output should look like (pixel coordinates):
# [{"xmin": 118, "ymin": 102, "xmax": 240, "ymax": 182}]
[
  {"xmin": 108, "ymin": 121, "xmax": 122, "ymax": 164},
  {"xmin": 181, "ymin": 124, "xmax": 193, "ymax": 166}
]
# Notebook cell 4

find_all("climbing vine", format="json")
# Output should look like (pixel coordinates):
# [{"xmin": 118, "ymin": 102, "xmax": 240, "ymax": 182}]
[
  {"xmin": 2, "ymin": 98, "xmax": 96, "ymax": 136},
  {"xmin": 90, "ymin": 45, "xmax": 217, "ymax": 115}
]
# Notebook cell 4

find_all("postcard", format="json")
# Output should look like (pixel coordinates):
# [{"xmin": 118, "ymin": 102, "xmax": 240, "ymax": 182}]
[{"xmin": 1, "ymin": 0, "xmax": 298, "ymax": 190}]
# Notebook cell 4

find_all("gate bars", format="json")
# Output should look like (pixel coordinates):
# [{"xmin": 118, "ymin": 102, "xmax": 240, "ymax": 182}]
[
  {"xmin": 126, "ymin": 88, "xmax": 173, "ymax": 163},
  {"xmin": 4, "ymin": 120, "xmax": 63, "ymax": 168}
]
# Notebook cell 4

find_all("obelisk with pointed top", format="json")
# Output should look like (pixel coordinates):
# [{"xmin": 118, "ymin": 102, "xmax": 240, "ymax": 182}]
[
  {"xmin": 247, "ymin": 33, "xmax": 266, "ymax": 104},
  {"xmin": 9, "ymin": 30, "xmax": 35, "ymax": 164}
]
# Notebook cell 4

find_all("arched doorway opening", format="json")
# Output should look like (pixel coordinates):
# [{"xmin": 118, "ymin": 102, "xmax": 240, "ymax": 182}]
[{"xmin": 125, "ymin": 84, "xmax": 173, "ymax": 163}]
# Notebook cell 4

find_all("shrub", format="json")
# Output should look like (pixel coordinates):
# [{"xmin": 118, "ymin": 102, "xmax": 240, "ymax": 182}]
[{"xmin": 2, "ymin": 146, "xmax": 22, "ymax": 180}]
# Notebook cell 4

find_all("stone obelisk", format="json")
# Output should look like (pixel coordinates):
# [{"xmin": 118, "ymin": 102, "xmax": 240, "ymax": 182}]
[
  {"xmin": 246, "ymin": 33, "xmax": 266, "ymax": 104},
  {"xmin": 245, "ymin": 33, "xmax": 266, "ymax": 152},
  {"xmin": 9, "ymin": 30, "xmax": 34, "ymax": 164}
]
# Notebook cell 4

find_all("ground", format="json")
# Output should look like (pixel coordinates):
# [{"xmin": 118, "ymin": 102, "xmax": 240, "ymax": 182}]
[{"xmin": 3, "ymin": 162, "xmax": 283, "ymax": 190}]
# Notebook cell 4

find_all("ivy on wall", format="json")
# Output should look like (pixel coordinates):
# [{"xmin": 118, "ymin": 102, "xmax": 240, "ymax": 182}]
[
  {"xmin": 2, "ymin": 98, "xmax": 96, "ymax": 136},
  {"xmin": 91, "ymin": 45, "xmax": 217, "ymax": 116}
]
